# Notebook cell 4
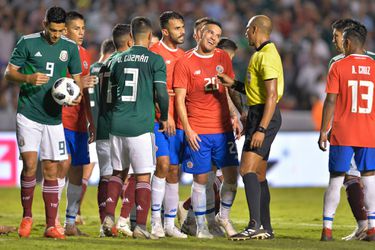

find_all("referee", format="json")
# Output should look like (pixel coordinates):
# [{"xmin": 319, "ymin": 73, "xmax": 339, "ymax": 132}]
[{"xmin": 218, "ymin": 15, "xmax": 283, "ymax": 240}]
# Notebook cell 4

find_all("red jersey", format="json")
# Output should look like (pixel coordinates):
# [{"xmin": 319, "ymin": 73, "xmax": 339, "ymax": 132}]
[
  {"xmin": 326, "ymin": 54, "xmax": 375, "ymax": 147},
  {"xmin": 62, "ymin": 45, "xmax": 91, "ymax": 132},
  {"xmin": 173, "ymin": 49, "xmax": 234, "ymax": 134},
  {"xmin": 150, "ymin": 41, "xmax": 185, "ymax": 121}
]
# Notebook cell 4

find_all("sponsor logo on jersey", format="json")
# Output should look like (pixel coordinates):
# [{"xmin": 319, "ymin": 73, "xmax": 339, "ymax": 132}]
[
  {"xmin": 59, "ymin": 50, "xmax": 68, "ymax": 62},
  {"xmin": 83, "ymin": 61, "xmax": 88, "ymax": 69},
  {"xmin": 187, "ymin": 161, "xmax": 193, "ymax": 168},
  {"xmin": 165, "ymin": 60, "xmax": 171, "ymax": 64},
  {"xmin": 193, "ymin": 70, "xmax": 201, "ymax": 75},
  {"xmin": 34, "ymin": 51, "xmax": 42, "ymax": 57},
  {"xmin": 216, "ymin": 65, "xmax": 224, "ymax": 74}
]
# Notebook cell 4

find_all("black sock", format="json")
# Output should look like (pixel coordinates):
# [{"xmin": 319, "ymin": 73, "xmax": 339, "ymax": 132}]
[
  {"xmin": 260, "ymin": 179, "xmax": 272, "ymax": 232},
  {"xmin": 242, "ymin": 172, "xmax": 261, "ymax": 229}
]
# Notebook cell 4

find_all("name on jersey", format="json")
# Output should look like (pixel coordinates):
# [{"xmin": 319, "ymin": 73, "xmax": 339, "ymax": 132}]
[
  {"xmin": 117, "ymin": 54, "xmax": 149, "ymax": 63},
  {"xmin": 352, "ymin": 65, "xmax": 370, "ymax": 75}
]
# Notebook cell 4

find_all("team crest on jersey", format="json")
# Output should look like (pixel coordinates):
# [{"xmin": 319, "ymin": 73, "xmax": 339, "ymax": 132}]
[
  {"xmin": 187, "ymin": 161, "xmax": 193, "ymax": 168},
  {"xmin": 216, "ymin": 65, "xmax": 224, "ymax": 74},
  {"xmin": 83, "ymin": 61, "xmax": 88, "ymax": 69},
  {"xmin": 59, "ymin": 50, "xmax": 68, "ymax": 62}
]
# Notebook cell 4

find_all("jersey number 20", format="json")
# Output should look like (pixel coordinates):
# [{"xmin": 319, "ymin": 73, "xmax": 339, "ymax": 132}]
[{"xmin": 348, "ymin": 80, "xmax": 374, "ymax": 114}]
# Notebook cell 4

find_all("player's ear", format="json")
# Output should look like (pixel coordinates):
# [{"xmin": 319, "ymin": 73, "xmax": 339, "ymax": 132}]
[{"xmin": 161, "ymin": 28, "xmax": 169, "ymax": 37}]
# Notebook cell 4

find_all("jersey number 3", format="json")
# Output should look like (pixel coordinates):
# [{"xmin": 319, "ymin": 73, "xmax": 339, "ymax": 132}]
[
  {"xmin": 348, "ymin": 80, "xmax": 374, "ymax": 114},
  {"xmin": 121, "ymin": 68, "xmax": 139, "ymax": 102}
]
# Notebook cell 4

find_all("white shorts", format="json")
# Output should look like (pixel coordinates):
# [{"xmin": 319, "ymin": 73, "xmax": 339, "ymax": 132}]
[
  {"xmin": 346, "ymin": 157, "xmax": 361, "ymax": 177},
  {"xmin": 89, "ymin": 141, "xmax": 98, "ymax": 163},
  {"xmin": 110, "ymin": 133, "xmax": 156, "ymax": 174},
  {"xmin": 16, "ymin": 113, "xmax": 68, "ymax": 161},
  {"xmin": 96, "ymin": 139, "xmax": 112, "ymax": 176}
]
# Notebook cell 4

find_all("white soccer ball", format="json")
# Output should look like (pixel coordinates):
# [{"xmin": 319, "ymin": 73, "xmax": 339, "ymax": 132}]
[{"xmin": 51, "ymin": 77, "xmax": 80, "ymax": 105}]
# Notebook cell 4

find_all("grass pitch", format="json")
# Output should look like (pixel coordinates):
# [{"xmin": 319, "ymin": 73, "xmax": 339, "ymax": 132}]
[{"xmin": 0, "ymin": 185, "xmax": 373, "ymax": 249}]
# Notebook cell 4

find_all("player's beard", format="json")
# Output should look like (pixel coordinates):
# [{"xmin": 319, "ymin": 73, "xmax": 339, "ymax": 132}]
[{"xmin": 171, "ymin": 34, "xmax": 184, "ymax": 45}]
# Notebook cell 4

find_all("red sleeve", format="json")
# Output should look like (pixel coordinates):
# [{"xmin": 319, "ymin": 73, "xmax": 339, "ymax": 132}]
[
  {"xmin": 326, "ymin": 62, "xmax": 339, "ymax": 94},
  {"xmin": 173, "ymin": 59, "xmax": 189, "ymax": 89}
]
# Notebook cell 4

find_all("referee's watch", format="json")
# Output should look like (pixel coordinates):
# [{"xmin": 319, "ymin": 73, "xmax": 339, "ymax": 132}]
[{"xmin": 257, "ymin": 126, "xmax": 267, "ymax": 133}]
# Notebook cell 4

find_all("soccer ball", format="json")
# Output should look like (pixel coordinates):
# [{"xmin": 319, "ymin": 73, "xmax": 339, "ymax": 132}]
[{"xmin": 51, "ymin": 77, "xmax": 80, "ymax": 105}]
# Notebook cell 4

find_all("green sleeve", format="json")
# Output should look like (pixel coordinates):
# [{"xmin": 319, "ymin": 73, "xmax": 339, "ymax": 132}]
[
  {"xmin": 153, "ymin": 55, "xmax": 167, "ymax": 85},
  {"xmin": 9, "ymin": 37, "xmax": 28, "ymax": 67},
  {"xmin": 155, "ymin": 82, "xmax": 169, "ymax": 121},
  {"xmin": 68, "ymin": 45, "xmax": 82, "ymax": 75}
]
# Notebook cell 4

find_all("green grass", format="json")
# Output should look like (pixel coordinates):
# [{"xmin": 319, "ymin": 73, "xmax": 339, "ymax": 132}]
[{"xmin": 0, "ymin": 186, "xmax": 373, "ymax": 249}]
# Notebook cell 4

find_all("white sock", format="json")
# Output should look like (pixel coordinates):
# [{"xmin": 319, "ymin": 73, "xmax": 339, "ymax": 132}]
[
  {"xmin": 192, "ymin": 181, "xmax": 206, "ymax": 228},
  {"xmin": 362, "ymin": 175, "xmax": 375, "ymax": 229},
  {"xmin": 151, "ymin": 175, "xmax": 166, "ymax": 223},
  {"xmin": 58, "ymin": 178, "xmax": 66, "ymax": 201},
  {"xmin": 323, "ymin": 176, "xmax": 344, "ymax": 229},
  {"xmin": 164, "ymin": 182, "xmax": 179, "ymax": 229},
  {"xmin": 66, "ymin": 182, "xmax": 82, "ymax": 225},
  {"xmin": 206, "ymin": 171, "xmax": 215, "ymax": 224},
  {"xmin": 219, "ymin": 182, "xmax": 237, "ymax": 219}
]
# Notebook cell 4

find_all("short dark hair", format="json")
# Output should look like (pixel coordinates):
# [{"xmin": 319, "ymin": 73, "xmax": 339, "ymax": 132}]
[
  {"xmin": 331, "ymin": 18, "xmax": 360, "ymax": 32},
  {"xmin": 45, "ymin": 6, "xmax": 66, "ymax": 24},
  {"xmin": 194, "ymin": 17, "xmax": 212, "ymax": 29},
  {"xmin": 217, "ymin": 38, "xmax": 237, "ymax": 51},
  {"xmin": 112, "ymin": 24, "xmax": 131, "ymax": 49},
  {"xmin": 100, "ymin": 39, "xmax": 115, "ymax": 55},
  {"xmin": 343, "ymin": 24, "xmax": 367, "ymax": 47},
  {"xmin": 66, "ymin": 11, "xmax": 85, "ymax": 24},
  {"xmin": 131, "ymin": 16, "xmax": 152, "ymax": 38},
  {"xmin": 160, "ymin": 11, "xmax": 184, "ymax": 29}
]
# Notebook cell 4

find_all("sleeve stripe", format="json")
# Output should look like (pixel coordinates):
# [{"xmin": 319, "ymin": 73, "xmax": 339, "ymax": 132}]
[
  {"xmin": 154, "ymin": 81, "xmax": 166, "ymax": 84},
  {"xmin": 9, "ymin": 62, "xmax": 21, "ymax": 69}
]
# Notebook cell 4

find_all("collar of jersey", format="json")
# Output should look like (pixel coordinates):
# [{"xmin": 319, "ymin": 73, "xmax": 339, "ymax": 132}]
[
  {"xmin": 193, "ymin": 50, "xmax": 214, "ymax": 58},
  {"xmin": 160, "ymin": 40, "xmax": 179, "ymax": 52},
  {"xmin": 256, "ymin": 40, "xmax": 272, "ymax": 51}
]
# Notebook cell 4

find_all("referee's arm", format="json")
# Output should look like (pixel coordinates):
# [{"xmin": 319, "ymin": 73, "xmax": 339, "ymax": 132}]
[{"xmin": 259, "ymin": 78, "xmax": 278, "ymax": 129}]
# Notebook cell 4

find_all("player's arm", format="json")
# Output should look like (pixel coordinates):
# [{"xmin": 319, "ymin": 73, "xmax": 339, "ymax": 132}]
[
  {"xmin": 251, "ymin": 78, "xmax": 278, "ymax": 149},
  {"xmin": 217, "ymin": 73, "xmax": 246, "ymax": 94},
  {"xmin": 5, "ymin": 64, "xmax": 50, "ymax": 85},
  {"xmin": 175, "ymin": 88, "xmax": 201, "ymax": 151},
  {"xmin": 226, "ymin": 88, "xmax": 241, "ymax": 139},
  {"xmin": 318, "ymin": 93, "xmax": 337, "ymax": 151}
]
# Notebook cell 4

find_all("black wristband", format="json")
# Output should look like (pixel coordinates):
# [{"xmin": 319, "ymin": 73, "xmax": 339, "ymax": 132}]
[
  {"xmin": 231, "ymin": 80, "xmax": 246, "ymax": 94},
  {"xmin": 257, "ymin": 126, "xmax": 266, "ymax": 133}
]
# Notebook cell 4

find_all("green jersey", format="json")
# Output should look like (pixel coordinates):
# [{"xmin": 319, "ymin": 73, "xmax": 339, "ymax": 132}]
[
  {"xmin": 110, "ymin": 46, "xmax": 167, "ymax": 137},
  {"xmin": 89, "ymin": 61, "xmax": 103, "ymax": 129},
  {"xmin": 10, "ymin": 32, "xmax": 82, "ymax": 125},
  {"xmin": 96, "ymin": 52, "xmax": 120, "ymax": 140},
  {"xmin": 328, "ymin": 50, "xmax": 375, "ymax": 68}
]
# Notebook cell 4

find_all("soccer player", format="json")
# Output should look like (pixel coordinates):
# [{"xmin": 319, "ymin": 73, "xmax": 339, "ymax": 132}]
[
  {"xmin": 59, "ymin": 11, "xmax": 97, "ymax": 236},
  {"xmin": 102, "ymin": 16, "xmax": 169, "ymax": 239},
  {"xmin": 149, "ymin": 11, "xmax": 187, "ymax": 239},
  {"xmin": 218, "ymin": 15, "xmax": 283, "ymax": 240},
  {"xmin": 174, "ymin": 20, "xmax": 239, "ymax": 239},
  {"xmin": 94, "ymin": 24, "xmax": 134, "ymax": 237},
  {"xmin": 318, "ymin": 24, "xmax": 375, "ymax": 242},
  {"xmin": 5, "ymin": 6, "xmax": 82, "ymax": 239},
  {"xmin": 328, "ymin": 18, "xmax": 375, "ymax": 241}
]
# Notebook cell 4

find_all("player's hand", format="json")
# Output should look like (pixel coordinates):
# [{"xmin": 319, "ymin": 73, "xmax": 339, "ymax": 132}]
[
  {"xmin": 27, "ymin": 72, "xmax": 50, "ymax": 85},
  {"xmin": 167, "ymin": 89, "xmax": 176, "ymax": 97},
  {"xmin": 185, "ymin": 129, "xmax": 201, "ymax": 151},
  {"xmin": 250, "ymin": 131, "xmax": 265, "ymax": 149},
  {"xmin": 165, "ymin": 117, "xmax": 176, "ymax": 137},
  {"xmin": 318, "ymin": 131, "xmax": 328, "ymax": 151},
  {"xmin": 158, "ymin": 120, "xmax": 168, "ymax": 133},
  {"xmin": 82, "ymin": 75, "xmax": 98, "ymax": 88},
  {"xmin": 240, "ymin": 111, "xmax": 248, "ymax": 136},
  {"xmin": 69, "ymin": 92, "xmax": 83, "ymax": 106},
  {"xmin": 88, "ymin": 123, "xmax": 96, "ymax": 144},
  {"xmin": 232, "ymin": 115, "xmax": 242, "ymax": 140},
  {"xmin": 217, "ymin": 73, "xmax": 234, "ymax": 87}
]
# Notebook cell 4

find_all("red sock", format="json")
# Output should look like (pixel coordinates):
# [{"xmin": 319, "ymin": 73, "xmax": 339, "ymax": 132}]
[
  {"xmin": 97, "ymin": 178, "xmax": 108, "ymax": 223},
  {"xmin": 345, "ymin": 178, "xmax": 367, "ymax": 221},
  {"xmin": 78, "ymin": 178, "xmax": 89, "ymax": 215},
  {"xmin": 20, "ymin": 175, "xmax": 36, "ymax": 218},
  {"xmin": 183, "ymin": 197, "xmax": 191, "ymax": 210},
  {"xmin": 135, "ymin": 181, "xmax": 151, "ymax": 226},
  {"xmin": 42, "ymin": 179, "xmax": 59, "ymax": 228},
  {"xmin": 105, "ymin": 176, "xmax": 123, "ymax": 217},
  {"xmin": 120, "ymin": 176, "xmax": 136, "ymax": 218}
]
